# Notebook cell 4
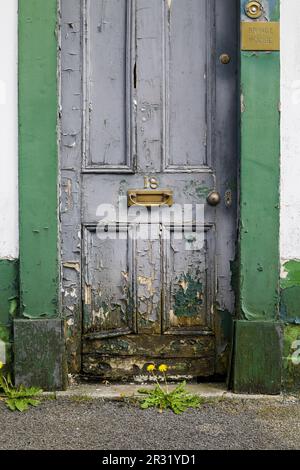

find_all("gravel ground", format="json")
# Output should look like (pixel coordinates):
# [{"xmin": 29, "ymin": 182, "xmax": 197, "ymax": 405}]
[{"xmin": 0, "ymin": 396, "xmax": 300, "ymax": 450}]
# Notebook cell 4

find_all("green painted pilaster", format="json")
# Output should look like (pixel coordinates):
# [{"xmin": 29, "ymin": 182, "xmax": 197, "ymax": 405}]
[
  {"xmin": 233, "ymin": 321, "xmax": 282, "ymax": 394},
  {"xmin": 19, "ymin": 0, "xmax": 59, "ymax": 319},
  {"xmin": 239, "ymin": 0, "xmax": 280, "ymax": 321},
  {"xmin": 17, "ymin": 1, "xmax": 65, "ymax": 390},
  {"xmin": 233, "ymin": 1, "xmax": 281, "ymax": 394}
]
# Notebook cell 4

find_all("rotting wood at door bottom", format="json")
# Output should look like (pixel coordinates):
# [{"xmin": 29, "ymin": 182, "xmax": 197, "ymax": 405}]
[
  {"xmin": 82, "ymin": 334, "xmax": 214, "ymax": 356},
  {"xmin": 82, "ymin": 334, "xmax": 215, "ymax": 379},
  {"xmin": 82, "ymin": 355, "xmax": 215, "ymax": 379}
]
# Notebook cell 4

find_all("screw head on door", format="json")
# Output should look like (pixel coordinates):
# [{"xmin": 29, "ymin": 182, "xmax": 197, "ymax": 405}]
[{"xmin": 220, "ymin": 53, "xmax": 231, "ymax": 65}]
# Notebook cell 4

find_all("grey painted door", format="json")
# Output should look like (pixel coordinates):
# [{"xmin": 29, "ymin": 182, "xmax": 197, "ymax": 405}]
[{"xmin": 60, "ymin": 0, "xmax": 238, "ymax": 379}]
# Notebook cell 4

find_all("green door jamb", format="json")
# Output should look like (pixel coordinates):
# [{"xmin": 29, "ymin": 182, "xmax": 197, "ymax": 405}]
[
  {"xmin": 233, "ymin": 0, "xmax": 281, "ymax": 394},
  {"xmin": 16, "ymin": 0, "xmax": 65, "ymax": 391}
]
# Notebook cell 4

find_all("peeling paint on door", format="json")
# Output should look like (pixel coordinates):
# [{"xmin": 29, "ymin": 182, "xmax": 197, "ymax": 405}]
[
  {"xmin": 60, "ymin": 0, "xmax": 238, "ymax": 379},
  {"xmin": 174, "ymin": 273, "xmax": 203, "ymax": 318},
  {"xmin": 167, "ymin": 0, "xmax": 172, "ymax": 10}
]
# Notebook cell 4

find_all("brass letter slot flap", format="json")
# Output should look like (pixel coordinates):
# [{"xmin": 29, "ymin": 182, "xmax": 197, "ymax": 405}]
[{"xmin": 128, "ymin": 189, "xmax": 173, "ymax": 207}]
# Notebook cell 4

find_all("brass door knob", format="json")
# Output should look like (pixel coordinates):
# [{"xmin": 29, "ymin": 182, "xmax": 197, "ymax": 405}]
[{"xmin": 207, "ymin": 191, "xmax": 221, "ymax": 207}]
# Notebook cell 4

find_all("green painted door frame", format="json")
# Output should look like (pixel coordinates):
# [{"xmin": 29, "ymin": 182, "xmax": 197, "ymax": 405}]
[
  {"xmin": 15, "ymin": 0, "xmax": 285, "ymax": 392},
  {"xmin": 232, "ymin": 0, "xmax": 281, "ymax": 394},
  {"xmin": 19, "ymin": 0, "xmax": 58, "ymax": 319},
  {"xmin": 16, "ymin": 0, "xmax": 66, "ymax": 391}
]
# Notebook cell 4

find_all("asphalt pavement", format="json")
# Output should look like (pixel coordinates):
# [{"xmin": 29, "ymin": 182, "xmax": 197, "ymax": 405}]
[{"xmin": 1, "ymin": 395, "xmax": 300, "ymax": 450}]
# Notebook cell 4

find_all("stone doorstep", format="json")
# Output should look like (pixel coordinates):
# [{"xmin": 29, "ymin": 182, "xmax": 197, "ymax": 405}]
[{"xmin": 42, "ymin": 382, "xmax": 294, "ymax": 401}]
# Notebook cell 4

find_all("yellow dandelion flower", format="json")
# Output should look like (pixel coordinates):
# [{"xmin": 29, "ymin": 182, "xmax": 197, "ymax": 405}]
[
  {"xmin": 0, "ymin": 361, "xmax": 3, "ymax": 370},
  {"xmin": 147, "ymin": 364, "xmax": 155, "ymax": 372},
  {"xmin": 158, "ymin": 364, "xmax": 168, "ymax": 373}
]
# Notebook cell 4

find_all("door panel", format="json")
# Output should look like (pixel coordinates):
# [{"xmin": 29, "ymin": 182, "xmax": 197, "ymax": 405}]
[
  {"xmin": 84, "ymin": 0, "xmax": 132, "ymax": 170},
  {"xmin": 83, "ymin": 225, "xmax": 134, "ymax": 335},
  {"xmin": 135, "ymin": 228, "xmax": 162, "ymax": 334},
  {"xmin": 167, "ymin": 0, "xmax": 209, "ymax": 169},
  {"xmin": 60, "ymin": 0, "xmax": 238, "ymax": 379},
  {"xmin": 162, "ymin": 225, "xmax": 215, "ymax": 334}
]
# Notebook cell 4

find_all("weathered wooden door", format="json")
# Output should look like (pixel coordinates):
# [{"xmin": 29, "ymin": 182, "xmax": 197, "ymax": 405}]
[{"xmin": 60, "ymin": 0, "xmax": 238, "ymax": 379}]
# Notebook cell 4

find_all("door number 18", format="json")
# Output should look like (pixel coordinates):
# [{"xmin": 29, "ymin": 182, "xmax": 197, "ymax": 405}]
[{"xmin": 144, "ymin": 176, "xmax": 159, "ymax": 190}]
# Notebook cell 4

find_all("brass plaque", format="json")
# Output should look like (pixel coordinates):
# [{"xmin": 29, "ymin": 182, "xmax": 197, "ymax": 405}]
[{"xmin": 241, "ymin": 22, "xmax": 280, "ymax": 51}]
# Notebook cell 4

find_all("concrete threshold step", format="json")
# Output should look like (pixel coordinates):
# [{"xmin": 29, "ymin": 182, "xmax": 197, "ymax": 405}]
[{"xmin": 45, "ymin": 382, "xmax": 290, "ymax": 401}]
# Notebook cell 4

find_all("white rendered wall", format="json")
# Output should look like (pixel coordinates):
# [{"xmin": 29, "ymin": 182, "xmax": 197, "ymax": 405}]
[
  {"xmin": 281, "ymin": 0, "xmax": 300, "ymax": 264},
  {"xmin": 0, "ymin": 0, "xmax": 18, "ymax": 259}
]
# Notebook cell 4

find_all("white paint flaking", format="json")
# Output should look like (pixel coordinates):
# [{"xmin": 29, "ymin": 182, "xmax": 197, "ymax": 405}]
[
  {"xmin": 280, "ymin": 0, "xmax": 300, "ymax": 264},
  {"xmin": 0, "ymin": 339, "xmax": 6, "ymax": 364},
  {"xmin": 0, "ymin": 0, "xmax": 18, "ymax": 259}
]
